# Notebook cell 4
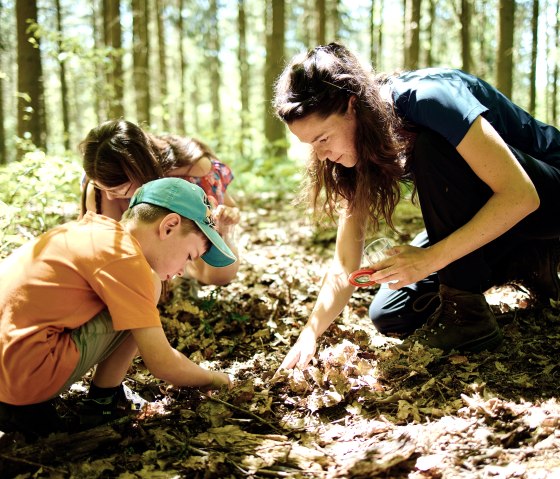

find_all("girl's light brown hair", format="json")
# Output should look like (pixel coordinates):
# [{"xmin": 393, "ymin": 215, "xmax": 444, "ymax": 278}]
[{"xmin": 80, "ymin": 120, "xmax": 219, "ymax": 215}]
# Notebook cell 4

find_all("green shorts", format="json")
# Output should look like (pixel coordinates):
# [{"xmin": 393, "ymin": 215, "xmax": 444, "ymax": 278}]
[{"xmin": 55, "ymin": 310, "xmax": 130, "ymax": 396}]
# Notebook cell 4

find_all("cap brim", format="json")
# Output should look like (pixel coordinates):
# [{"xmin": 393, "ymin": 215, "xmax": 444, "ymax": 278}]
[{"xmin": 196, "ymin": 221, "xmax": 237, "ymax": 267}]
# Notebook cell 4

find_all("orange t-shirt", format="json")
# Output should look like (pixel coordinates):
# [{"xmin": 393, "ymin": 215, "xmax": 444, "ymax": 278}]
[{"xmin": 0, "ymin": 212, "xmax": 161, "ymax": 405}]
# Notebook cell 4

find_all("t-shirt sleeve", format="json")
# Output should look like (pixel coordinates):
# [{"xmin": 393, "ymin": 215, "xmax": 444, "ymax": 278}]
[
  {"xmin": 214, "ymin": 160, "xmax": 234, "ymax": 190},
  {"xmin": 395, "ymin": 76, "xmax": 488, "ymax": 147},
  {"xmin": 91, "ymin": 256, "xmax": 161, "ymax": 331}
]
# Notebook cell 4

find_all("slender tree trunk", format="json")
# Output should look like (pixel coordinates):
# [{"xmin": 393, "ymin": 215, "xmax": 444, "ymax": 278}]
[
  {"xmin": 301, "ymin": 11, "xmax": 312, "ymax": 47},
  {"xmin": 176, "ymin": 0, "xmax": 186, "ymax": 134},
  {"xmin": 331, "ymin": 0, "xmax": 341, "ymax": 40},
  {"xmin": 496, "ymin": 0, "xmax": 514, "ymax": 98},
  {"xmin": 402, "ymin": 0, "xmax": 407, "ymax": 66},
  {"xmin": 156, "ymin": 0, "xmax": 169, "ymax": 131},
  {"xmin": 528, "ymin": 0, "xmax": 538, "ymax": 115},
  {"xmin": 478, "ymin": 1, "xmax": 488, "ymax": 77},
  {"xmin": 132, "ymin": 0, "xmax": 150, "ymax": 125},
  {"xmin": 238, "ymin": 0, "xmax": 249, "ymax": 157},
  {"xmin": 91, "ymin": 0, "xmax": 104, "ymax": 123},
  {"xmin": 425, "ymin": 0, "xmax": 435, "ymax": 66},
  {"xmin": 16, "ymin": 0, "xmax": 46, "ymax": 158},
  {"xmin": 191, "ymin": 76, "xmax": 200, "ymax": 133},
  {"xmin": 316, "ymin": 0, "xmax": 326, "ymax": 44},
  {"xmin": 370, "ymin": 0, "xmax": 377, "ymax": 66},
  {"xmin": 460, "ymin": 0, "xmax": 472, "ymax": 72},
  {"xmin": 552, "ymin": 0, "xmax": 559, "ymax": 124},
  {"xmin": 208, "ymin": 0, "xmax": 222, "ymax": 143},
  {"xmin": 377, "ymin": 0, "xmax": 384, "ymax": 70},
  {"xmin": 55, "ymin": 0, "xmax": 70, "ymax": 150},
  {"xmin": 404, "ymin": 0, "xmax": 421, "ymax": 69},
  {"xmin": 264, "ymin": 0, "xmax": 286, "ymax": 159},
  {"xmin": 103, "ymin": 0, "xmax": 124, "ymax": 119},
  {"xmin": 0, "ymin": 68, "xmax": 4, "ymax": 164},
  {"xmin": 0, "ymin": 0, "xmax": 6, "ymax": 164}
]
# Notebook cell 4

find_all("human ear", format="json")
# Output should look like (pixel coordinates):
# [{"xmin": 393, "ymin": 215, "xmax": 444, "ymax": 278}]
[
  {"xmin": 159, "ymin": 213, "xmax": 181, "ymax": 239},
  {"xmin": 347, "ymin": 95, "xmax": 357, "ymax": 113}
]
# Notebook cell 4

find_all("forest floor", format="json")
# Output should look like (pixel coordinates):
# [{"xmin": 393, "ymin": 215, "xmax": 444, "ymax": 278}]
[{"xmin": 1, "ymin": 193, "xmax": 560, "ymax": 479}]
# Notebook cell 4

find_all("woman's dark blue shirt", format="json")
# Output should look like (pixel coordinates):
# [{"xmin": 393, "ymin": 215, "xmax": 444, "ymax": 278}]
[{"xmin": 390, "ymin": 68, "xmax": 560, "ymax": 166}]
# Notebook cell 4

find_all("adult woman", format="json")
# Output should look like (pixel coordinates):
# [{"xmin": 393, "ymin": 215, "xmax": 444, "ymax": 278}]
[
  {"xmin": 273, "ymin": 43, "xmax": 560, "ymax": 369},
  {"xmin": 80, "ymin": 120, "xmax": 240, "ymax": 286}
]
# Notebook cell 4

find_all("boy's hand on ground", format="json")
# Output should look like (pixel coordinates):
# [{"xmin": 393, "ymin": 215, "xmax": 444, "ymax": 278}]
[{"xmin": 200, "ymin": 371, "xmax": 233, "ymax": 393}]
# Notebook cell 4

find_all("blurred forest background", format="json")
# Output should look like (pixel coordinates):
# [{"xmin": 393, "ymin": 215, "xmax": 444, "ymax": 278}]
[{"xmin": 0, "ymin": 0, "xmax": 559, "ymax": 189}]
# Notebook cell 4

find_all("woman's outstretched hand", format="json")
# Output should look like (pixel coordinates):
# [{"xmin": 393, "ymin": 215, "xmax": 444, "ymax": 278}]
[{"xmin": 277, "ymin": 328, "xmax": 318, "ymax": 371}]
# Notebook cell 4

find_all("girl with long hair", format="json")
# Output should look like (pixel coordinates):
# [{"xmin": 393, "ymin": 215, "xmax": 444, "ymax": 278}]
[{"xmin": 80, "ymin": 120, "xmax": 240, "ymax": 286}]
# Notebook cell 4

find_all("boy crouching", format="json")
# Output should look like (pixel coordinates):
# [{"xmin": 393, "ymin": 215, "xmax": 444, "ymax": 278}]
[{"xmin": 0, "ymin": 178, "xmax": 235, "ymax": 437}]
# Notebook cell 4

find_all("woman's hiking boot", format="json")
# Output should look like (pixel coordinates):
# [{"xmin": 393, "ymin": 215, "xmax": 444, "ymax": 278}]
[
  {"xmin": 401, "ymin": 284, "xmax": 503, "ymax": 352},
  {"xmin": 494, "ymin": 239, "xmax": 560, "ymax": 303}
]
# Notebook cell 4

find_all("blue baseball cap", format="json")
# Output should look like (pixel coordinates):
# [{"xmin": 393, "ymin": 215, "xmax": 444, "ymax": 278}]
[{"xmin": 129, "ymin": 178, "xmax": 237, "ymax": 267}]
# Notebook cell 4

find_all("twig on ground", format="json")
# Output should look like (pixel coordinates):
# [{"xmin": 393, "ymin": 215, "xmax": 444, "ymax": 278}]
[
  {"xmin": 0, "ymin": 453, "xmax": 68, "ymax": 474},
  {"xmin": 203, "ymin": 393, "xmax": 285, "ymax": 434},
  {"xmin": 186, "ymin": 444, "xmax": 210, "ymax": 456}
]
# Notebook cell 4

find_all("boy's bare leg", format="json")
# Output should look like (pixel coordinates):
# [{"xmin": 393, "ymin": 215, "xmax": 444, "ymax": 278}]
[
  {"xmin": 92, "ymin": 270, "xmax": 161, "ymax": 388},
  {"xmin": 91, "ymin": 335, "xmax": 139, "ymax": 388}
]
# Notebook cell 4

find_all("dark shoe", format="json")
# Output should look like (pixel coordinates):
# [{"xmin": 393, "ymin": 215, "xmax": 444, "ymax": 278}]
[
  {"xmin": 0, "ymin": 400, "xmax": 66, "ymax": 438},
  {"xmin": 494, "ymin": 239, "xmax": 560, "ymax": 303},
  {"xmin": 78, "ymin": 384, "xmax": 147, "ymax": 428},
  {"xmin": 401, "ymin": 284, "xmax": 503, "ymax": 352}
]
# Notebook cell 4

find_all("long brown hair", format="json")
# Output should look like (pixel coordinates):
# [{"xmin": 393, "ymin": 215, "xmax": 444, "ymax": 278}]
[
  {"xmin": 79, "ymin": 120, "xmax": 218, "ymax": 215},
  {"xmin": 273, "ymin": 43, "xmax": 411, "ymax": 232}
]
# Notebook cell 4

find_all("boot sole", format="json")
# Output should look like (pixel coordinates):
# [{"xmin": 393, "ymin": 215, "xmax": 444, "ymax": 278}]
[{"xmin": 455, "ymin": 329, "xmax": 503, "ymax": 353}]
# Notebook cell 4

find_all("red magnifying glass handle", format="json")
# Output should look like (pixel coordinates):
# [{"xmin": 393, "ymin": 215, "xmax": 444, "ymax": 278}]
[{"xmin": 348, "ymin": 268, "xmax": 377, "ymax": 287}]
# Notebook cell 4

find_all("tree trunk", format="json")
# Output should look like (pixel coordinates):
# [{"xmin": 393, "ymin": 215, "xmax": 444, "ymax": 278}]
[
  {"xmin": 16, "ymin": 0, "xmax": 47, "ymax": 158},
  {"xmin": 0, "ymin": 0, "xmax": 6, "ymax": 164},
  {"xmin": 238, "ymin": 0, "xmax": 250, "ymax": 157},
  {"xmin": 132, "ymin": 0, "xmax": 150, "ymax": 125},
  {"xmin": 425, "ymin": 0, "xmax": 435, "ymax": 66},
  {"xmin": 496, "ymin": 0, "xmax": 514, "ymax": 98},
  {"xmin": 315, "ymin": 0, "xmax": 326, "ymax": 45},
  {"xmin": 528, "ymin": 0, "xmax": 538, "ymax": 115},
  {"xmin": 404, "ymin": 0, "xmax": 421, "ymax": 70},
  {"xmin": 156, "ymin": 0, "xmax": 169, "ymax": 131},
  {"xmin": 264, "ymin": 0, "xmax": 286, "ymax": 160},
  {"xmin": 103, "ymin": 0, "xmax": 124, "ymax": 119},
  {"xmin": 377, "ymin": 0, "xmax": 384, "ymax": 70},
  {"xmin": 0, "ymin": 60, "xmax": 5, "ymax": 164},
  {"xmin": 55, "ymin": 0, "xmax": 70, "ymax": 151},
  {"xmin": 369, "ymin": 0, "xmax": 377, "ymax": 66},
  {"xmin": 304, "ymin": 11, "xmax": 313, "ymax": 46},
  {"xmin": 460, "ymin": 0, "xmax": 472, "ymax": 72},
  {"xmin": 208, "ymin": 0, "xmax": 222, "ymax": 143},
  {"xmin": 477, "ymin": 2, "xmax": 489, "ymax": 77},
  {"xmin": 176, "ymin": 0, "xmax": 186, "ymax": 134},
  {"xmin": 552, "ymin": 0, "xmax": 559, "ymax": 124},
  {"xmin": 91, "ymin": 0, "xmax": 104, "ymax": 123},
  {"xmin": 330, "ymin": 0, "xmax": 341, "ymax": 41}
]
